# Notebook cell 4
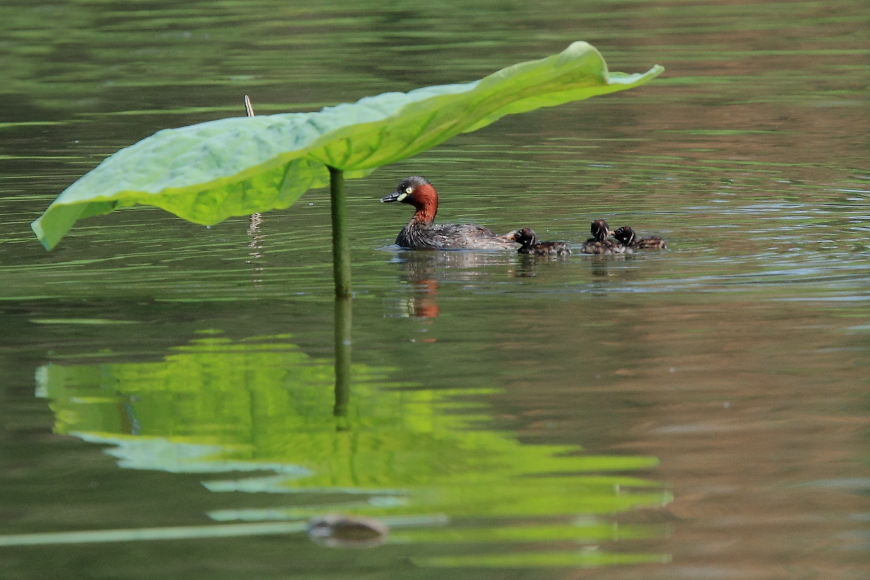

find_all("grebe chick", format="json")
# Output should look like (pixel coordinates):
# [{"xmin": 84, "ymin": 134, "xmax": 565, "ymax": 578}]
[
  {"xmin": 510, "ymin": 227, "xmax": 572, "ymax": 256},
  {"xmin": 580, "ymin": 219, "xmax": 625, "ymax": 254},
  {"xmin": 612, "ymin": 226, "xmax": 667, "ymax": 250},
  {"xmin": 381, "ymin": 176, "xmax": 518, "ymax": 250}
]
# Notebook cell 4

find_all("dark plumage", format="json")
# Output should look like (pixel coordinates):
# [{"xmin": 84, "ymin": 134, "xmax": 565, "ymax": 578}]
[
  {"xmin": 381, "ymin": 176, "xmax": 517, "ymax": 250},
  {"xmin": 612, "ymin": 226, "xmax": 667, "ymax": 250},
  {"xmin": 307, "ymin": 514, "xmax": 388, "ymax": 548},
  {"xmin": 580, "ymin": 219, "xmax": 625, "ymax": 254},
  {"xmin": 509, "ymin": 227, "xmax": 571, "ymax": 256}
]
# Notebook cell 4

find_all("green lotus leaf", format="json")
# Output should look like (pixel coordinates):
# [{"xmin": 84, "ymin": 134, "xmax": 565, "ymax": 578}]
[{"xmin": 32, "ymin": 41, "xmax": 663, "ymax": 249}]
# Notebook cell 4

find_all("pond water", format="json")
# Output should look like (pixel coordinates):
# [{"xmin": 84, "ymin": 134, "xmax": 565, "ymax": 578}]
[{"xmin": 1, "ymin": 1, "xmax": 868, "ymax": 578}]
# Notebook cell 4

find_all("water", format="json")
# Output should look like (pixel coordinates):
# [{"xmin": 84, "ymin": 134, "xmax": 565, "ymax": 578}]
[{"xmin": 1, "ymin": 1, "xmax": 868, "ymax": 578}]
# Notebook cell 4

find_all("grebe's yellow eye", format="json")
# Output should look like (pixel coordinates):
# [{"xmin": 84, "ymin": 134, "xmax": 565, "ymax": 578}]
[{"xmin": 405, "ymin": 187, "xmax": 413, "ymax": 194}]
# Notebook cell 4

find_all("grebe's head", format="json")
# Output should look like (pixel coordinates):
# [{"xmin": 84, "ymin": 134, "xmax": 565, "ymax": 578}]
[
  {"xmin": 381, "ymin": 176, "xmax": 439, "ymax": 222},
  {"xmin": 612, "ymin": 226, "xmax": 636, "ymax": 245},
  {"xmin": 590, "ymin": 219, "xmax": 612, "ymax": 242},
  {"xmin": 381, "ymin": 176, "xmax": 434, "ymax": 205}
]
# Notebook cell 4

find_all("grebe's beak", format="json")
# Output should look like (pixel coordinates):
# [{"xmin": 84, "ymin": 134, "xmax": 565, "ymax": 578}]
[{"xmin": 381, "ymin": 191, "xmax": 408, "ymax": 203}]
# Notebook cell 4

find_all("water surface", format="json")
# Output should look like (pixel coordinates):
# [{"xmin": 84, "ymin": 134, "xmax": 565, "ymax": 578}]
[{"xmin": 1, "ymin": 1, "xmax": 868, "ymax": 578}]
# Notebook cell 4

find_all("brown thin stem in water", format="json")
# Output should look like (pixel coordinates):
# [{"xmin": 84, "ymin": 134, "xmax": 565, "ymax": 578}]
[
  {"xmin": 244, "ymin": 95, "xmax": 263, "ymax": 284},
  {"xmin": 244, "ymin": 95, "xmax": 262, "ymax": 246}
]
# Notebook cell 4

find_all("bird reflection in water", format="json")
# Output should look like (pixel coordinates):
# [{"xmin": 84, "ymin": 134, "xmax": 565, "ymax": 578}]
[
  {"xmin": 391, "ymin": 251, "xmax": 513, "ymax": 320},
  {"xmin": 408, "ymin": 278, "xmax": 440, "ymax": 319}
]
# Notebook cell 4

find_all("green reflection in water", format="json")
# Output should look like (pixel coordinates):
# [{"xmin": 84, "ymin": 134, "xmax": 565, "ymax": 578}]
[{"xmin": 36, "ymin": 333, "xmax": 669, "ymax": 567}]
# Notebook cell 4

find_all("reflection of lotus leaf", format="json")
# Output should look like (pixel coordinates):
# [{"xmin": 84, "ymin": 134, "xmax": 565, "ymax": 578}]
[{"xmin": 37, "ymin": 335, "xmax": 669, "ymax": 563}]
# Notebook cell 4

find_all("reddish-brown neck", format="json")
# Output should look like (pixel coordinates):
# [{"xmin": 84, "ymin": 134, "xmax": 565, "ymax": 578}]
[{"xmin": 408, "ymin": 183, "xmax": 438, "ymax": 224}]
